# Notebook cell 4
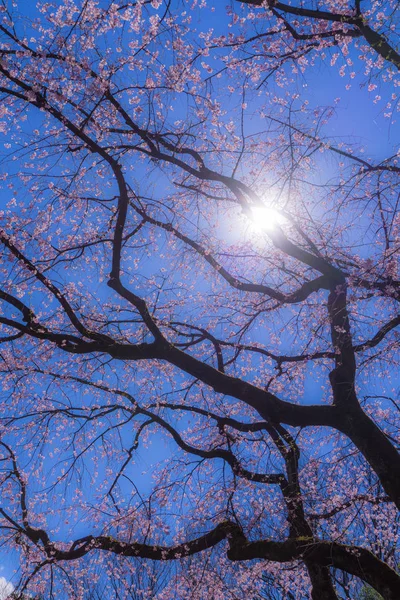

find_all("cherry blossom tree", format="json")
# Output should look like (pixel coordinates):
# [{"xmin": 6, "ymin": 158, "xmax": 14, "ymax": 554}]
[{"xmin": 0, "ymin": 0, "xmax": 399, "ymax": 598}]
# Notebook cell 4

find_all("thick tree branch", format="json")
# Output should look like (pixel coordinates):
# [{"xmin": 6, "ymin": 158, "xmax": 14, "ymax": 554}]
[
  {"xmin": 13, "ymin": 516, "xmax": 400, "ymax": 600},
  {"xmin": 227, "ymin": 535, "xmax": 400, "ymax": 600},
  {"xmin": 238, "ymin": 0, "xmax": 400, "ymax": 70}
]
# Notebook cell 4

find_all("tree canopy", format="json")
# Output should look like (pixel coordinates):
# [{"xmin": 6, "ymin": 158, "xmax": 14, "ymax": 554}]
[{"xmin": 0, "ymin": 0, "xmax": 399, "ymax": 598}]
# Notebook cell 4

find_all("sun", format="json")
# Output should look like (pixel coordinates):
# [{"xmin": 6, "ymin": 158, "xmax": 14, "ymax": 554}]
[{"xmin": 249, "ymin": 205, "xmax": 282, "ymax": 232}]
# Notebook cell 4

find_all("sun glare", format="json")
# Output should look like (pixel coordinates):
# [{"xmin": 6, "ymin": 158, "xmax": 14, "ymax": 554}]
[{"xmin": 249, "ymin": 205, "xmax": 282, "ymax": 232}]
